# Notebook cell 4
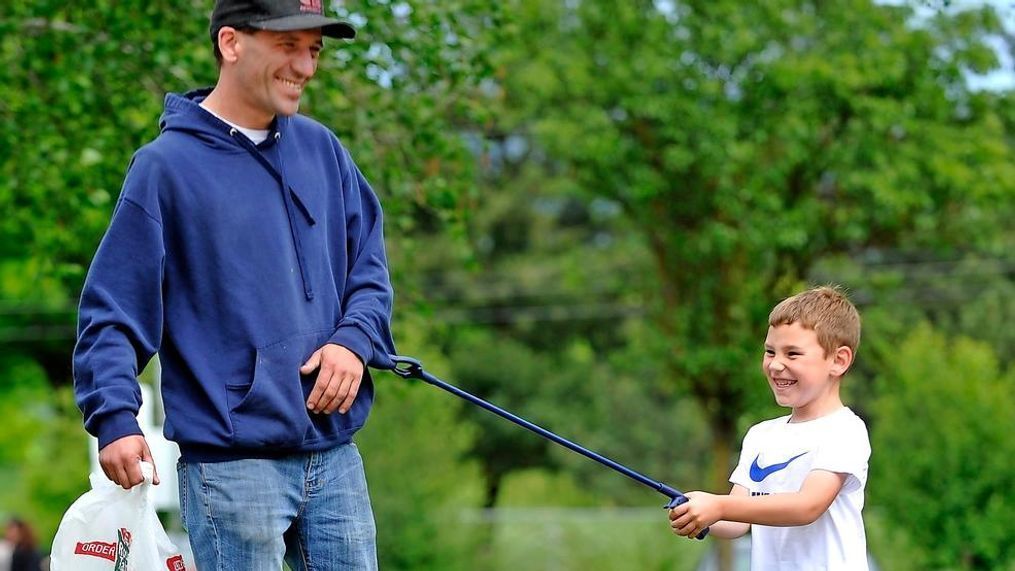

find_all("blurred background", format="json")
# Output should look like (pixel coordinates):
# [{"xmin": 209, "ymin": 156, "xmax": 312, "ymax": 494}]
[{"xmin": 1, "ymin": 0, "xmax": 1012, "ymax": 569}]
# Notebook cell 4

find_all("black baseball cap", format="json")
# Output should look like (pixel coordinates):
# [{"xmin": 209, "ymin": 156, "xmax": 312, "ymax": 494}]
[{"xmin": 210, "ymin": 0, "xmax": 356, "ymax": 41}]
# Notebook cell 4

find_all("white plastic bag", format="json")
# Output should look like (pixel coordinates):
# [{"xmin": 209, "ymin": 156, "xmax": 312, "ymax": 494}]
[{"xmin": 51, "ymin": 462, "xmax": 188, "ymax": 571}]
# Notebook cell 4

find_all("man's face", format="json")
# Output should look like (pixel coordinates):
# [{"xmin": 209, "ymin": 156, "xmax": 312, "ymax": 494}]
[{"xmin": 231, "ymin": 28, "xmax": 323, "ymax": 125}]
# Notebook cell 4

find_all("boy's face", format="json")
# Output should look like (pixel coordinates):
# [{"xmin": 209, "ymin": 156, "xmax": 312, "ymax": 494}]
[{"xmin": 762, "ymin": 321, "xmax": 852, "ymax": 422}]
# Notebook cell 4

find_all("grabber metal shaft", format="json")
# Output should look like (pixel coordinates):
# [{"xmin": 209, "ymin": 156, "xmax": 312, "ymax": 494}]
[{"xmin": 389, "ymin": 355, "xmax": 709, "ymax": 539}]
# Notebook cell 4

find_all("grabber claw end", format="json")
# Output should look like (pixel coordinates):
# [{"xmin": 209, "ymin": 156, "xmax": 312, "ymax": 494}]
[{"xmin": 389, "ymin": 355, "xmax": 423, "ymax": 379}]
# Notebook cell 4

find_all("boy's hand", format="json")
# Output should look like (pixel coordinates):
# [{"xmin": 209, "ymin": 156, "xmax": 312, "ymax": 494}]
[{"xmin": 669, "ymin": 491, "xmax": 723, "ymax": 538}]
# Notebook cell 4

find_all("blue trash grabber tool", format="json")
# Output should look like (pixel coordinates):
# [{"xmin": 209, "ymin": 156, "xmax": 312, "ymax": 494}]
[{"xmin": 390, "ymin": 354, "xmax": 708, "ymax": 539}]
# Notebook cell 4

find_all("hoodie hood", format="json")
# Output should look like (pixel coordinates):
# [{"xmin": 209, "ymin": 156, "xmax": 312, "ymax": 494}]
[
  {"xmin": 161, "ymin": 89, "xmax": 318, "ymax": 300},
  {"xmin": 160, "ymin": 88, "xmax": 261, "ymax": 149}
]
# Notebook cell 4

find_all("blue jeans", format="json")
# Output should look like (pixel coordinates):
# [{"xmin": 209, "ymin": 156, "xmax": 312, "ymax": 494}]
[{"xmin": 177, "ymin": 443, "xmax": 377, "ymax": 571}]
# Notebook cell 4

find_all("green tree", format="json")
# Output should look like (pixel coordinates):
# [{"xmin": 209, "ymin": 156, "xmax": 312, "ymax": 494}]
[
  {"xmin": 496, "ymin": 0, "xmax": 1012, "ymax": 483},
  {"xmin": 483, "ymin": 2, "xmax": 1013, "ymax": 566},
  {"xmin": 358, "ymin": 325, "xmax": 486, "ymax": 571},
  {"xmin": 0, "ymin": 0, "xmax": 502, "ymax": 288},
  {"xmin": 1, "ymin": 0, "xmax": 502, "ymax": 559},
  {"xmin": 870, "ymin": 323, "xmax": 1014, "ymax": 569},
  {"xmin": 0, "ymin": 355, "xmax": 52, "ymax": 519},
  {"xmin": 0, "ymin": 366, "xmax": 89, "ymax": 546}
]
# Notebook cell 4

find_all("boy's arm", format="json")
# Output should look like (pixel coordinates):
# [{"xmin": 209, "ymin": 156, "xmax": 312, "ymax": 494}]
[{"xmin": 670, "ymin": 470, "xmax": 846, "ymax": 538}]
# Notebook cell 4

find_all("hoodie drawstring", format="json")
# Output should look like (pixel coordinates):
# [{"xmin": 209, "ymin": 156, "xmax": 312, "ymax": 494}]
[{"xmin": 229, "ymin": 128, "xmax": 316, "ymax": 301}]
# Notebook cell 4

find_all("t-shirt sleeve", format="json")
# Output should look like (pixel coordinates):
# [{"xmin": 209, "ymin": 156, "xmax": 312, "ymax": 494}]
[
  {"xmin": 729, "ymin": 426, "xmax": 757, "ymax": 488},
  {"xmin": 811, "ymin": 416, "xmax": 871, "ymax": 491}
]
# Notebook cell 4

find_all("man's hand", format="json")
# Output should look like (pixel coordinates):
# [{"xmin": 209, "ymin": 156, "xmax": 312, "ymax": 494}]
[
  {"xmin": 99, "ymin": 434, "xmax": 159, "ymax": 490},
  {"xmin": 302, "ymin": 343, "xmax": 364, "ymax": 414},
  {"xmin": 669, "ymin": 491, "xmax": 723, "ymax": 539}
]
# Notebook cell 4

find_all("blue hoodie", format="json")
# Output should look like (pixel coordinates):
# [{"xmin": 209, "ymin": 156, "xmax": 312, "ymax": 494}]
[{"xmin": 74, "ymin": 89, "xmax": 396, "ymax": 462}]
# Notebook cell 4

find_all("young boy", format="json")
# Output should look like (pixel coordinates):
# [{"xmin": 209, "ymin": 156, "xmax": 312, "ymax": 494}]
[{"xmin": 669, "ymin": 286, "xmax": 870, "ymax": 570}]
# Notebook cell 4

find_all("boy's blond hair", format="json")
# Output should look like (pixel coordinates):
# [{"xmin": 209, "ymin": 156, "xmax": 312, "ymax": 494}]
[{"xmin": 769, "ymin": 285, "xmax": 861, "ymax": 358}]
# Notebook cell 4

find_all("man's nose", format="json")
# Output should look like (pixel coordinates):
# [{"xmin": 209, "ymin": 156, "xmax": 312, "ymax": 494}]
[
  {"xmin": 768, "ymin": 358, "xmax": 786, "ymax": 372},
  {"xmin": 293, "ymin": 50, "xmax": 317, "ymax": 78}
]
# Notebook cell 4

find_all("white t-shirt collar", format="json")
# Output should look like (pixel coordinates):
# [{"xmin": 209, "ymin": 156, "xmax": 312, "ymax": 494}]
[{"xmin": 199, "ymin": 102, "xmax": 270, "ymax": 145}]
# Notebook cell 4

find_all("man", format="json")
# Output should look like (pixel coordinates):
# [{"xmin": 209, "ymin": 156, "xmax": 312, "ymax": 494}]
[{"xmin": 73, "ymin": 1, "xmax": 396, "ymax": 568}]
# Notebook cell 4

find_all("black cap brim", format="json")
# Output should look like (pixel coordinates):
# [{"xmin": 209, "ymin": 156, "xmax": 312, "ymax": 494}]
[{"xmin": 250, "ymin": 14, "xmax": 356, "ymax": 39}]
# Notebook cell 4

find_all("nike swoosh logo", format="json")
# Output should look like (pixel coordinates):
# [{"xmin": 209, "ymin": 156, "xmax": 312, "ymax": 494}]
[{"xmin": 749, "ymin": 452, "xmax": 808, "ymax": 482}]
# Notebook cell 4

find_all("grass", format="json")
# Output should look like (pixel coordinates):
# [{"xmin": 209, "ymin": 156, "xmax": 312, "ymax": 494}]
[{"xmin": 466, "ymin": 507, "xmax": 707, "ymax": 571}]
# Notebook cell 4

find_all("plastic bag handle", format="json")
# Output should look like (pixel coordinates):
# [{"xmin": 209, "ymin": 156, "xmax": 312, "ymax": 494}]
[{"xmin": 138, "ymin": 461, "xmax": 156, "ymax": 484}]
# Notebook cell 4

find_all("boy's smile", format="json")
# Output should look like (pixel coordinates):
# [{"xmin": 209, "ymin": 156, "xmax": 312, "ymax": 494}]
[{"xmin": 763, "ymin": 321, "xmax": 851, "ymax": 422}]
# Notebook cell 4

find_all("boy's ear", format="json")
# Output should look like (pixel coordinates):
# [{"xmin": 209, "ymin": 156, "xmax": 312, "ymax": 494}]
[{"xmin": 830, "ymin": 346, "xmax": 854, "ymax": 377}]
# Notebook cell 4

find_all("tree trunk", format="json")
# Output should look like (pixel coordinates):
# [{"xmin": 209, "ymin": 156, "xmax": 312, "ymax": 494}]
[{"xmin": 712, "ymin": 419, "xmax": 736, "ymax": 571}]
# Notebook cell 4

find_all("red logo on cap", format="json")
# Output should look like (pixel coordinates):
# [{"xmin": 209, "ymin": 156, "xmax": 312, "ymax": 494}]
[{"xmin": 300, "ymin": 0, "xmax": 322, "ymax": 13}]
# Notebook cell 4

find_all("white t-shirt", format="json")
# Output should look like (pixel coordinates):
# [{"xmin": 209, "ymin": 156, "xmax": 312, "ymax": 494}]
[
  {"xmin": 199, "ymin": 103, "xmax": 270, "ymax": 144},
  {"xmin": 730, "ymin": 407, "xmax": 871, "ymax": 571}
]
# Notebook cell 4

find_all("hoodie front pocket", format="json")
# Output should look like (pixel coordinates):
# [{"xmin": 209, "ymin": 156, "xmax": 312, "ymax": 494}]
[{"xmin": 226, "ymin": 329, "xmax": 331, "ymax": 448}]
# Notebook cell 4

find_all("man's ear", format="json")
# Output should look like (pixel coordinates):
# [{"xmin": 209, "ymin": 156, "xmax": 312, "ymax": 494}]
[
  {"xmin": 217, "ymin": 27, "xmax": 242, "ymax": 64},
  {"xmin": 830, "ymin": 345, "xmax": 854, "ymax": 377}
]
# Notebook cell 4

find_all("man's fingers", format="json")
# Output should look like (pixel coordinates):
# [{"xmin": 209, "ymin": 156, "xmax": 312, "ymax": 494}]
[
  {"xmin": 116, "ymin": 459, "xmax": 138, "ymax": 490},
  {"xmin": 319, "ymin": 371, "xmax": 349, "ymax": 414},
  {"xmin": 112, "ymin": 464, "xmax": 130, "ymax": 490},
  {"xmin": 313, "ymin": 370, "xmax": 362, "ymax": 415},
  {"xmin": 306, "ymin": 363, "xmax": 334, "ymax": 411},
  {"xmin": 317, "ymin": 375, "xmax": 340, "ymax": 413},
  {"xmin": 125, "ymin": 457, "xmax": 146, "ymax": 488},
  {"xmin": 301, "ymin": 348, "xmax": 323, "ymax": 374},
  {"xmin": 336, "ymin": 375, "xmax": 361, "ymax": 414},
  {"xmin": 101, "ymin": 461, "xmax": 115, "ymax": 485},
  {"xmin": 324, "ymin": 372, "xmax": 359, "ymax": 414}
]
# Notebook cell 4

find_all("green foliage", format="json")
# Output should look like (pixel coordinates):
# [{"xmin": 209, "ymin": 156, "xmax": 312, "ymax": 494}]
[
  {"xmin": 535, "ymin": 333, "xmax": 714, "ymax": 505},
  {"xmin": 442, "ymin": 327, "xmax": 713, "ymax": 507},
  {"xmin": 490, "ymin": 0, "xmax": 1015, "ymax": 494},
  {"xmin": 20, "ymin": 388, "xmax": 92, "ymax": 546},
  {"xmin": 496, "ymin": 468, "xmax": 597, "ymax": 507},
  {"xmin": 0, "ymin": 385, "xmax": 90, "ymax": 547},
  {"xmin": 358, "ymin": 325, "xmax": 486, "ymax": 570},
  {"xmin": 446, "ymin": 329, "xmax": 558, "ymax": 500},
  {"xmin": 310, "ymin": 0, "xmax": 507, "ymax": 236},
  {"xmin": 1, "ymin": 1, "xmax": 1013, "ymax": 568},
  {"xmin": 1, "ymin": 1, "xmax": 215, "ymax": 282},
  {"xmin": 865, "ymin": 509, "xmax": 936, "ymax": 571},
  {"xmin": 484, "ymin": 507, "xmax": 706, "ymax": 571},
  {"xmin": 0, "ymin": 355, "xmax": 49, "ymax": 465},
  {"xmin": 1, "ymin": 0, "xmax": 502, "ymax": 559},
  {"xmin": 870, "ymin": 323, "xmax": 1015, "ymax": 569},
  {"xmin": 0, "ymin": 0, "xmax": 503, "ymax": 294}
]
